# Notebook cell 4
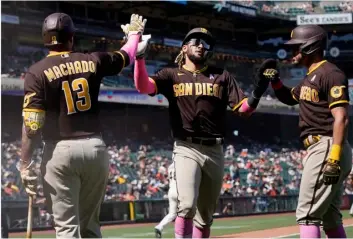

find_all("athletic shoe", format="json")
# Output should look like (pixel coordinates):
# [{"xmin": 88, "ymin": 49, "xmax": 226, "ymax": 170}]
[{"xmin": 155, "ymin": 228, "xmax": 162, "ymax": 238}]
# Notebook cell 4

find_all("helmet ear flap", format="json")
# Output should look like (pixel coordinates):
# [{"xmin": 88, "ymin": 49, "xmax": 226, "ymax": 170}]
[{"xmin": 300, "ymin": 37, "xmax": 327, "ymax": 55}]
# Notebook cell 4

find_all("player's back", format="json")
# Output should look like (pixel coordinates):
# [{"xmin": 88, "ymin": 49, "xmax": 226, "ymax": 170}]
[{"xmin": 24, "ymin": 51, "xmax": 127, "ymax": 140}]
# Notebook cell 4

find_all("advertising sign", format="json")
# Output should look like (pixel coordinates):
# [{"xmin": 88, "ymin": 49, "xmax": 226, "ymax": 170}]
[
  {"xmin": 297, "ymin": 13, "xmax": 352, "ymax": 26},
  {"xmin": 1, "ymin": 77, "xmax": 24, "ymax": 95}
]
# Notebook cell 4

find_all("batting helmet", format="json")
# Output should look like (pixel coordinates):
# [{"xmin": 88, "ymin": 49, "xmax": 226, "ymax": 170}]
[
  {"xmin": 182, "ymin": 27, "xmax": 215, "ymax": 60},
  {"xmin": 182, "ymin": 27, "xmax": 215, "ymax": 47},
  {"xmin": 42, "ymin": 13, "xmax": 75, "ymax": 47},
  {"xmin": 284, "ymin": 25, "xmax": 327, "ymax": 55}
]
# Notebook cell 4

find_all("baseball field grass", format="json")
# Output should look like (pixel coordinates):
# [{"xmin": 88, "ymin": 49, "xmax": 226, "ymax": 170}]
[{"xmin": 9, "ymin": 210, "xmax": 353, "ymax": 238}]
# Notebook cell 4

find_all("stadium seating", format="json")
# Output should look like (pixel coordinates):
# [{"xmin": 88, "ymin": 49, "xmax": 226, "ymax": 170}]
[
  {"xmin": 323, "ymin": 5, "xmax": 342, "ymax": 13},
  {"xmin": 286, "ymin": 7, "xmax": 307, "ymax": 16}
]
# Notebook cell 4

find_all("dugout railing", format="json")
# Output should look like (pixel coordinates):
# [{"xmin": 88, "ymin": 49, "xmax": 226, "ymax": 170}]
[{"xmin": 2, "ymin": 194, "xmax": 352, "ymax": 232}]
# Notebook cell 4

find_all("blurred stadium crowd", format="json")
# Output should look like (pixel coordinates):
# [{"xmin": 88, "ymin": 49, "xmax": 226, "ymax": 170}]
[
  {"xmin": 3, "ymin": 138, "xmax": 353, "ymax": 202},
  {"xmin": 0, "ymin": 139, "xmax": 302, "ymax": 201}
]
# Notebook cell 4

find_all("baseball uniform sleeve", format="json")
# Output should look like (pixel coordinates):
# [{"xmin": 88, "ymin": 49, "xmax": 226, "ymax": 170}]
[
  {"xmin": 92, "ymin": 50, "xmax": 129, "ymax": 77},
  {"xmin": 23, "ymin": 72, "xmax": 46, "ymax": 136},
  {"xmin": 23, "ymin": 72, "xmax": 46, "ymax": 112},
  {"xmin": 227, "ymin": 73, "xmax": 247, "ymax": 111},
  {"xmin": 323, "ymin": 71, "xmax": 349, "ymax": 109},
  {"xmin": 149, "ymin": 68, "xmax": 173, "ymax": 97},
  {"xmin": 290, "ymin": 82, "xmax": 302, "ymax": 103}
]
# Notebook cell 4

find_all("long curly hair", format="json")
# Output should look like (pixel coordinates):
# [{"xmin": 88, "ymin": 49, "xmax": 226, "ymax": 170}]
[{"xmin": 174, "ymin": 50, "xmax": 185, "ymax": 69}]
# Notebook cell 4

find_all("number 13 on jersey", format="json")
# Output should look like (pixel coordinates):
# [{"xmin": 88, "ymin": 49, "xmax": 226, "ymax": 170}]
[{"xmin": 62, "ymin": 78, "xmax": 92, "ymax": 115}]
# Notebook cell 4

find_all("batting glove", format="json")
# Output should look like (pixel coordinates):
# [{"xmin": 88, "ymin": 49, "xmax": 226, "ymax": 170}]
[
  {"xmin": 252, "ymin": 59, "xmax": 277, "ymax": 98},
  {"xmin": 136, "ymin": 34, "xmax": 151, "ymax": 59},
  {"xmin": 17, "ymin": 160, "xmax": 38, "ymax": 196},
  {"xmin": 322, "ymin": 159, "xmax": 341, "ymax": 185},
  {"xmin": 121, "ymin": 14, "xmax": 147, "ymax": 38},
  {"xmin": 258, "ymin": 59, "xmax": 280, "ymax": 83}
]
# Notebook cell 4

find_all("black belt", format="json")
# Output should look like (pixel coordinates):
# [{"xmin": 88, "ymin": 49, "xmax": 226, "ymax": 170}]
[{"xmin": 177, "ymin": 137, "xmax": 224, "ymax": 146}]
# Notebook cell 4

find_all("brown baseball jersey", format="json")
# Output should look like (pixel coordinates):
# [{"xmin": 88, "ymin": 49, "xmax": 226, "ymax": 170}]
[
  {"xmin": 23, "ymin": 50, "xmax": 129, "ymax": 141},
  {"xmin": 149, "ymin": 65, "xmax": 246, "ymax": 138},
  {"xmin": 290, "ymin": 60, "xmax": 350, "ymax": 140}
]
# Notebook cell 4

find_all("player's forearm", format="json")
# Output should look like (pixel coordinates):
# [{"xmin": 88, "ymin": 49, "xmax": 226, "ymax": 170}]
[
  {"xmin": 134, "ymin": 58, "xmax": 156, "ymax": 94},
  {"xmin": 332, "ymin": 116, "xmax": 347, "ymax": 146},
  {"xmin": 21, "ymin": 109, "xmax": 44, "ymax": 168},
  {"xmin": 330, "ymin": 109, "xmax": 349, "ymax": 162},
  {"xmin": 237, "ymin": 94, "xmax": 259, "ymax": 117},
  {"xmin": 20, "ymin": 125, "xmax": 38, "ymax": 169},
  {"xmin": 271, "ymin": 81, "xmax": 298, "ymax": 106},
  {"xmin": 120, "ymin": 34, "xmax": 140, "ymax": 66}
]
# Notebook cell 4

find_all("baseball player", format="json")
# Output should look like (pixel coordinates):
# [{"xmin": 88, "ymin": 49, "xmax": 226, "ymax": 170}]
[
  {"xmin": 154, "ymin": 162, "xmax": 178, "ymax": 238},
  {"xmin": 18, "ymin": 12, "xmax": 147, "ymax": 238},
  {"xmin": 259, "ymin": 25, "xmax": 352, "ymax": 238},
  {"xmin": 128, "ymin": 27, "xmax": 270, "ymax": 238}
]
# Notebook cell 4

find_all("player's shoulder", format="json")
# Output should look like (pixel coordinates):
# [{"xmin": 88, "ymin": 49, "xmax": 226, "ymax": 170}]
[
  {"xmin": 152, "ymin": 67, "xmax": 179, "ymax": 78},
  {"xmin": 88, "ymin": 51, "xmax": 110, "ymax": 61},
  {"xmin": 207, "ymin": 65, "xmax": 228, "ymax": 75},
  {"xmin": 27, "ymin": 57, "xmax": 49, "ymax": 76},
  {"xmin": 159, "ymin": 67, "xmax": 178, "ymax": 74},
  {"xmin": 207, "ymin": 66, "xmax": 233, "ymax": 81},
  {"xmin": 27, "ymin": 52, "xmax": 91, "ymax": 73},
  {"xmin": 318, "ymin": 61, "xmax": 345, "ymax": 79},
  {"xmin": 70, "ymin": 51, "xmax": 99, "ymax": 62},
  {"xmin": 26, "ymin": 55, "xmax": 57, "ymax": 81}
]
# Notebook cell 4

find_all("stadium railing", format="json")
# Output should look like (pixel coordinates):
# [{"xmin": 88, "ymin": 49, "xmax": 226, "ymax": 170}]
[{"xmin": 3, "ymin": 194, "xmax": 352, "ymax": 232}]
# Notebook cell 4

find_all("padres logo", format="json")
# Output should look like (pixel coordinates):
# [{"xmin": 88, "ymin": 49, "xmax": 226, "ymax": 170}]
[
  {"xmin": 330, "ymin": 86, "xmax": 346, "ymax": 99},
  {"xmin": 51, "ymin": 36, "xmax": 57, "ymax": 44},
  {"xmin": 30, "ymin": 122, "xmax": 39, "ymax": 131},
  {"xmin": 200, "ymin": 28, "xmax": 208, "ymax": 34},
  {"xmin": 23, "ymin": 92, "xmax": 36, "ymax": 108}
]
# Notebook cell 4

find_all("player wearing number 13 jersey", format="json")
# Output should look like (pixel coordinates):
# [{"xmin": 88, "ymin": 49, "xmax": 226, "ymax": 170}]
[
  {"xmin": 24, "ymin": 50, "xmax": 125, "ymax": 140},
  {"xmin": 18, "ymin": 12, "xmax": 147, "ymax": 238}
]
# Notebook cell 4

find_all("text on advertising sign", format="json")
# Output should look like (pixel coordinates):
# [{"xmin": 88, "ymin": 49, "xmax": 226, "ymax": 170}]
[{"xmin": 297, "ymin": 13, "xmax": 352, "ymax": 25}]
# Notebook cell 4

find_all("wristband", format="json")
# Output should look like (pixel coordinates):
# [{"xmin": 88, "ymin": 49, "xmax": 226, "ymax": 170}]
[
  {"xmin": 329, "ymin": 144, "xmax": 342, "ymax": 162},
  {"xmin": 271, "ymin": 80, "xmax": 283, "ymax": 90}
]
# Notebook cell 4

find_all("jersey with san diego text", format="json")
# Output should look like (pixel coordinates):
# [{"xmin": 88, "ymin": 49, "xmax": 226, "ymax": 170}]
[
  {"xmin": 290, "ymin": 60, "xmax": 350, "ymax": 140},
  {"xmin": 23, "ymin": 50, "xmax": 129, "ymax": 140},
  {"xmin": 149, "ymin": 65, "xmax": 246, "ymax": 138}
]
